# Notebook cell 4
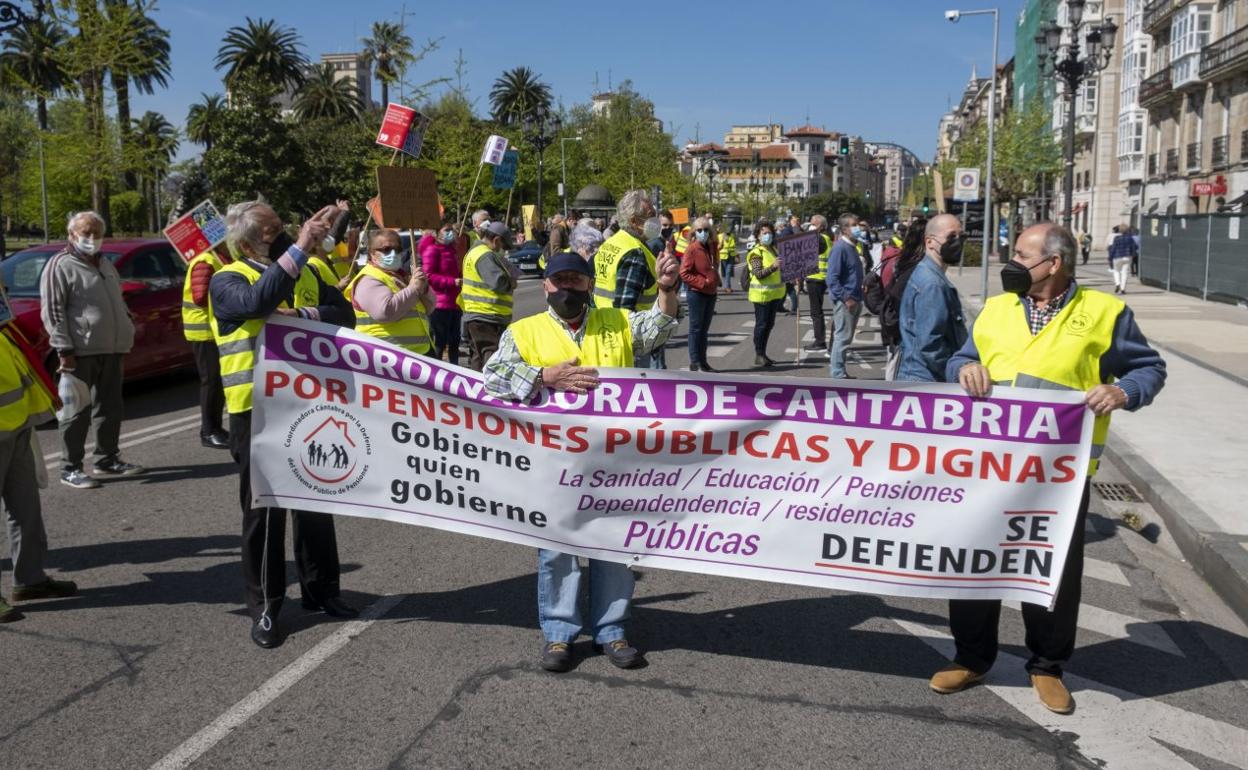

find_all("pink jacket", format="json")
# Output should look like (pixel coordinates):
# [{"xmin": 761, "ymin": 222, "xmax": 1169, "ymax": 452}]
[{"xmin": 419, "ymin": 233, "xmax": 461, "ymax": 310}]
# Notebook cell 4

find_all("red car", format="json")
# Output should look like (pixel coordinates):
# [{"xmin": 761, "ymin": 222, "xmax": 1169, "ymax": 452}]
[{"xmin": 1, "ymin": 238, "xmax": 195, "ymax": 381}]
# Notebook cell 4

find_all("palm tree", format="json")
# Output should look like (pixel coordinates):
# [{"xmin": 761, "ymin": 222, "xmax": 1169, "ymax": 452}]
[
  {"xmin": 186, "ymin": 93, "xmax": 226, "ymax": 152},
  {"xmin": 215, "ymin": 17, "xmax": 308, "ymax": 93},
  {"xmin": 105, "ymin": 1, "xmax": 171, "ymax": 190},
  {"xmin": 0, "ymin": 17, "xmax": 70, "ymax": 130},
  {"xmin": 132, "ymin": 111, "xmax": 179, "ymax": 231},
  {"xmin": 293, "ymin": 63, "xmax": 360, "ymax": 121},
  {"xmin": 489, "ymin": 67, "xmax": 552, "ymax": 126},
  {"xmin": 360, "ymin": 21, "xmax": 413, "ymax": 107}
]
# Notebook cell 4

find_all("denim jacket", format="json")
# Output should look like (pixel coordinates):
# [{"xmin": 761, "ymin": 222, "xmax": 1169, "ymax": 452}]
[{"xmin": 897, "ymin": 257, "xmax": 967, "ymax": 382}]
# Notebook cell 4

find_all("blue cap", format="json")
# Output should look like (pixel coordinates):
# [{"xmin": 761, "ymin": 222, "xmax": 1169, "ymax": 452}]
[{"xmin": 543, "ymin": 251, "xmax": 594, "ymax": 279}]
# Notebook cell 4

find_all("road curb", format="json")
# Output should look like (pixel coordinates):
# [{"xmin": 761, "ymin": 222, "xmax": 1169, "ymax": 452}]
[{"xmin": 1104, "ymin": 437, "xmax": 1248, "ymax": 627}]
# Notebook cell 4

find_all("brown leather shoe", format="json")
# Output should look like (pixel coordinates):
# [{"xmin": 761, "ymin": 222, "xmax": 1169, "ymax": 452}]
[
  {"xmin": 929, "ymin": 663, "xmax": 984, "ymax": 694},
  {"xmin": 1030, "ymin": 673, "xmax": 1074, "ymax": 714}
]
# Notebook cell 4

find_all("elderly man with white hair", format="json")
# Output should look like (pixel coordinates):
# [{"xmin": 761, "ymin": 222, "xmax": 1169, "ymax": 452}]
[
  {"xmin": 39, "ymin": 211, "xmax": 143, "ymax": 490},
  {"xmin": 592, "ymin": 189, "xmax": 667, "ymax": 368},
  {"xmin": 567, "ymin": 222, "xmax": 605, "ymax": 261}
]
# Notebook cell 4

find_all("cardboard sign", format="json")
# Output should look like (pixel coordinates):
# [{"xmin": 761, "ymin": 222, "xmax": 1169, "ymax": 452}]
[
  {"xmin": 493, "ymin": 149, "xmax": 519, "ymax": 190},
  {"xmin": 375, "ymin": 167, "xmax": 441, "ymax": 230},
  {"xmin": 522, "ymin": 204, "xmax": 536, "ymax": 241},
  {"xmin": 376, "ymin": 103, "xmax": 431, "ymax": 159},
  {"xmin": 776, "ymin": 230, "xmax": 823, "ymax": 283},
  {"xmin": 670, "ymin": 207, "xmax": 690, "ymax": 226},
  {"xmin": 164, "ymin": 200, "xmax": 227, "ymax": 262},
  {"xmin": 481, "ymin": 135, "xmax": 509, "ymax": 166}
]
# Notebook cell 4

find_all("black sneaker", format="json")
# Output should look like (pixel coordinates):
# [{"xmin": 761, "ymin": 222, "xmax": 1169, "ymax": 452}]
[
  {"xmin": 12, "ymin": 579, "xmax": 78, "ymax": 601},
  {"xmin": 94, "ymin": 459, "xmax": 145, "ymax": 476},
  {"xmin": 593, "ymin": 639, "xmax": 642, "ymax": 669},
  {"xmin": 804, "ymin": 342, "xmax": 826, "ymax": 351},
  {"xmin": 540, "ymin": 640, "xmax": 573, "ymax": 672},
  {"xmin": 699, "ymin": 362, "xmax": 716, "ymax": 373}
]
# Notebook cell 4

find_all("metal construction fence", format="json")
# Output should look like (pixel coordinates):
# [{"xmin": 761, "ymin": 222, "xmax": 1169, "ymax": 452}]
[{"xmin": 1140, "ymin": 214, "xmax": 1248, "ymax": 304}]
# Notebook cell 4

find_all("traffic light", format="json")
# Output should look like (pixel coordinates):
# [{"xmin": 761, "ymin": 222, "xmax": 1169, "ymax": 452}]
[
  {"xmin": 838, "ymin": 136, "xmax": 850, "ymax": 156},
  {"xmin": 922, "ymin": 197, "xmax": 930, "ymax": 214}
]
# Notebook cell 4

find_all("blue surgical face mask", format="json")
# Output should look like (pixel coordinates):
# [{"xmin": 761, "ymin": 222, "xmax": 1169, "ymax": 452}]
[
  {"xmin": 441, "ymin": 230, "xmax": 455, "ymax": 244},
  {"xmin": 378, "ymin": 250, "xmax": 402, "ymax": 270},
  {"xmin": 760, "ymin": 232, "xmax": 773, "ymax": 246},
  {"xmin": 696, "ymin": 230, "xmax": 709, "ymax": 244}
]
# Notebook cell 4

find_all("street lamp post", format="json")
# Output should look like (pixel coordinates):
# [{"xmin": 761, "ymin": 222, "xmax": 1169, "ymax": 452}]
[
  {"xmin": 945, "ymin": 7, "xmax": 999, "ymax": 301},
  {"xmin": 523, "ymin": 107, "xmax": 561, "ymax": 223},
  {"xmin": 559, "ymin": 136, "xmax": 582, "ymax": 218},
  {"xmin": 1035, "ymin": 1, "xmax": 1118, "ymax": 241},
  {"xmin": 706, "ymin": 157, "xmax": 720, "ymax": 208}
]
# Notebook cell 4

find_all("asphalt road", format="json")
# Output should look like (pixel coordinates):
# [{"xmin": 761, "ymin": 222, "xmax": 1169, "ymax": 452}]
[{"xmin": 5, "ymin": 272, "xmax": 1248, "ymax": 769}]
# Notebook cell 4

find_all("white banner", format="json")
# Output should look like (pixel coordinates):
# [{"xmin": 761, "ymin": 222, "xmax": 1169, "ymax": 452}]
[{"xmin": 251, "ymin": 319, "xmax": 1093, "ymax": 607}]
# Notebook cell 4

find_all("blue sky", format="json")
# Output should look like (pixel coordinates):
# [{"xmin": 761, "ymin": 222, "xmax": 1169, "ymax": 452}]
[{"xmin": 130, "ymin": 0, "xmax": 1028, "ymax": 164}]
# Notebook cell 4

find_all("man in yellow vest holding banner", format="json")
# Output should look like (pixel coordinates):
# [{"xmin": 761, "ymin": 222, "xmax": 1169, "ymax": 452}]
[
  {"xmin": 484, "ymin": 249, "xmax": 679, "ymax": 673},
  {"xmin": 210, "ymin": 200, "xmax": 359, "ymax": 649},
  {"xmin": 182, "ymin": 243, "xmax": 232, "ymax": 448},
  {"xmin": 593, "ymin": 189, "xmax": 667, "ymax": 368},
  {"xmin": 930, "ymin": 223, "xmax": 1166, "ymax": 714},
  {"xmin": 803, "ymin": 215, "xmax": 834, "ymax": 352},
  {"xmin": 462, "ymin": 221, "xmax": 519, "ymax": 371}
]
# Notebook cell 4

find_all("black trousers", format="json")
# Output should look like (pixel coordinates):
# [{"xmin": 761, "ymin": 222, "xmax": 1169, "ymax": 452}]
[
  {"xmin": 229, "ymin": 411, "xmax": 340, "ymax": 621},
  {"xmin": 752, "ymin": 298, "xmax": 783, "ymax": 355},
  {"xmin": 806, "ymin": 279, "xmax": 828, "ymax": 347},
  {"xmin": 190, "ymin": 340, "xmax": 225, "ymax": 436},
  {"xmin": 430, "ymin": 308, "xmax": 462, "ymax": 365},
  {"xmin": 948, "ymin": 482, "xmax": 1089, "ymax": 677}
]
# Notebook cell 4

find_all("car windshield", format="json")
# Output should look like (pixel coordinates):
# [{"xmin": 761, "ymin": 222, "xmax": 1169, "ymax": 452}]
[{"xmin": 1, "ymin": 249, "xmax": 123, "ymax": 298}]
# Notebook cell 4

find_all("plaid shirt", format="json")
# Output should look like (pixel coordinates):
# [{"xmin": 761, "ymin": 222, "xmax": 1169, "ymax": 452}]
[
  {"xmin": 483, "ymin": 306, "xmax": 677, "ymax": 402},
  {"xmin": 1108, "ymin": 233, "xmax": 1138, "ymax": 260},
  {"xmin": 613, "ymin": 249, "xmax": 656, "ymax": 310},
  {"xmin": 1022, "ymin": 281, "xmax": 1076, "ymax": 336}
]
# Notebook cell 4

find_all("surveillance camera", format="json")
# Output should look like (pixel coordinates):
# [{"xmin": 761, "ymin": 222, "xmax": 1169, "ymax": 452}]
[{"xmin": 945, "ymin": 9, "xmax": 961, "ymax": 21}]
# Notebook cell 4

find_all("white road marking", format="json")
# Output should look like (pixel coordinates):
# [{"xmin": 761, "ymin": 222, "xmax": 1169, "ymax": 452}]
[
  {"xmin": 895, "ymin": 619, "xmax": 1248, "ymax": 769},
  {"xmin": 41, "ymin": 412, "xmax": 202, "ymax": 467},
  {"xmin": 147, "ymin": 594, "xmax": 402, "ymax": 770},
  {"xmin": 1002, "ymin": 601, "xmax": 1184, "ymax": 657},
  {"xmin": 1084, "ymin": 557, "xmax": 1131, "ymax": 587}
]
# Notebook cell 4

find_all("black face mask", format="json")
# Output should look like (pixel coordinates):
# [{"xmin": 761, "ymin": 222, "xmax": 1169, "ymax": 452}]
[
  {"xmin": 939, "ymin": 235, "xmax": 965, "ymax": 265},
  {"xmin": 547, "ymin": 288, "xmax": 591, "ymax": 320},
  {"xmin": 660, "ymin": 226, "xmax": 673, "ymax": 240},
  {"xmin": 1000, "ymin": 258, "xmax": 1051, "ymax": 295},
  {"xmin": 267, "ymin": 231, "xmax": 295, "ymax": 262}
]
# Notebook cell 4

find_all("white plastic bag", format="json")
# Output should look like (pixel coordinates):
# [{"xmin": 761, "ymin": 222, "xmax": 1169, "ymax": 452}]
[{"xmin": 56, "ymin": 371, "xmax": 91, "ymax": 423}]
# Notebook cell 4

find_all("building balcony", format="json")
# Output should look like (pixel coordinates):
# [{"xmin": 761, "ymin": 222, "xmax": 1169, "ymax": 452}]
[
  {"xmin": 1143, "ymin": 0, "xmax": 1183, "ymax": 35},
  {"xmin": 1186, "ymin": 141, "xmax": 1202, "ymax": 172},
  {"xmin": 1075, "ymin": 111, "xmax": 1097, "ymax": 137},
  {"xmin": 1120, "ymin": 153, "xmax": 1145, "ymax": 182},
  {"xmin": 1201, "ymin": 26, "xmax": 1248, "ymax": 80},
  {"xmin": 1211, "ymin": 134, "xmax": 1230, "ymax": 169},
  {"xmin": 1166, "ymin": 148, "xmax": 1180, "ymax": 175},
  {"xmin": 1139, "ymin": 69, "xmax": 1178, "ymax": 107},
  {"xmin": 1172, "ymin": 52, "xmax": 1206, "ymax": 91}
]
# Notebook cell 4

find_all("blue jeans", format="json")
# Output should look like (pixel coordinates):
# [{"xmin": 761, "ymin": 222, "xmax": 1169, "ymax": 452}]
[
  {"xmin": 686, "ymin": 291, "xmax": 716, "ymax": 366},
  {"xmin": 537, "ymin": 549, "xmax": 634, "ymax": 643},
  {"xmin": 720, "ymin": 258, "xmax": 735, "ymax": 286},
  {"xmin": 828, "ymin": 299, "xmax": 862, "ymax": 378}
]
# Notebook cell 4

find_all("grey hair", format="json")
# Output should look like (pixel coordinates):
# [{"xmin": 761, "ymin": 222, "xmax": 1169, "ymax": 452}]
[
  {"xmin": 1041, "ymin": 223, "xmax": 1078, "ymax": 276},
  {"xmin": 837, "ymin": 213, "xmax": 857, "ymax": 232},
  {"xmin": 810, "ymin": 214, "xmax": 827, "ymax": 230},
  {"xmin": 569, "ymin": 223, "xmax": 605, "ymax": 255},
  {"xmin": 225, "ymin": 200, "xmax": 274, "ymax": 253},
  {"xmin": 472, "ymin": 209, "xmax": 489, "ymax": 226},
  {"xmin": 67, "ymin": 210, "xmax": 105, "ymax": 234},
  {"xmin": 617, "ymin": 189, "xmax": 652, "ymax": 226}
]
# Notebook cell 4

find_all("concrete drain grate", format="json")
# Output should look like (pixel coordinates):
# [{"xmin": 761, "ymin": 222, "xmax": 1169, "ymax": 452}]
[{"xmin": 1092, "ymin": 481, "xmax": 1145, "ymax": 503}]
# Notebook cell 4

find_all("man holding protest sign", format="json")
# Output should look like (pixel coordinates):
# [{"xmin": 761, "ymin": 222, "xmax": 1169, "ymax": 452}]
[
  {"xmin": 930, "ymin": 222, "xmax": 1167, "ymax": 714},
  {"xmin": 803, "ymin": 215, "xmax": 834, "ymax": 352},
  {"xmin": 209, "ymin": 201, "xmax": 359, "ymax": 649},
  {"xmin": 483, "ymin": 250, "xmax": 680, "ymax": 672}
]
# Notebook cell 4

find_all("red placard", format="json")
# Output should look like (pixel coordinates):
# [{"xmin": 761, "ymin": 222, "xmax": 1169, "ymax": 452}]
[
  {"xmin": 376, "ymin": 103, "xmax": 417, "ymax": 150},
  {"xmin": 163, "ymin": 200, "xmax": 226, "ymax": 262}
]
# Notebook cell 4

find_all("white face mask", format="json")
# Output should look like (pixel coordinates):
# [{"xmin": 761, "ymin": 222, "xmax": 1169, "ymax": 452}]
[
  {"xmin": 74, "ymin": 235, "xmax": 100, "ymax": 255},
  {"xmin": 642, "ymin": 217, "xmax": 663, "ymax": 241}
]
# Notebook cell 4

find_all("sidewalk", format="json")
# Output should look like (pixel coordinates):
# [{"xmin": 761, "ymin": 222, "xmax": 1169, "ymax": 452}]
[{"xmin": 947, "ymin": 262, "xmax": 1248, "ymax": 623}]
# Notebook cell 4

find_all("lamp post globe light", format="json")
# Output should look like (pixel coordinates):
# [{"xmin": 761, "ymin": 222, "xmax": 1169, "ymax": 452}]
[
  {"xmin": 523, "ymin": 106, "xmax": 562, "ymax": 222},
  {"xmin": 945, "ymin": 6, "xmax": 999, "ymax": 301},
  {"xmin": 1035, "ymin": 0, "xmax": 1118, "ymax": 238}
]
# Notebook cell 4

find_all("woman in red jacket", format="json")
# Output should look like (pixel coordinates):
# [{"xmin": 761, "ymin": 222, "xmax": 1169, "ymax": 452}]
[
  {"xmin": 678, "ymin": 215, "xmax": 720, "ymax": 372},
  {"xmin": 419, "ymin": 214, "xmax": 463, "ymax": 364}
]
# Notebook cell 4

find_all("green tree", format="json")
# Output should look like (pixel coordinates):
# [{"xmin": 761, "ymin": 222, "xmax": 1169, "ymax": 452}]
[
  {"xmin": 292, "ymin": 117, "xmax": 381, "ymax": 210},
  {"xmin": 1, "ymin": 17, "xmax": 71, "ymax": 130},
  {"xmin": 360, "ymin": 21, "xmax": 411, "ymax": 107},
  {"xmin": 489, "ymin": 66, "xmax": 551, "ymax": 126},
  {"xmin": 294, "ymin": 63, "xmax": 360, "ymax": 121},
  {"xmin": 104, "ymin": 0, "xmax": 170, "ymax": 191},
  {"xmin": 186, "ymin": 93, "xmax": 225, "ymax": 151},
  {"xmin": 215, "ymin": 18, "xmax": 307, "ymax": 94},
  {"xmin": 420, "ymin": 90, "xmax": 493, "ymax": 221},
  {"xmin": 130, "ymin": 110, "xmax": 178, "ymax": 231}
]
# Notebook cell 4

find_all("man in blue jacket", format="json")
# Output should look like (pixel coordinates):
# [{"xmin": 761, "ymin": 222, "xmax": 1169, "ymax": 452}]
[
  {"xmin": 897, "ymin": 214, "xmax": 967, "ymax": 381},
  {"xmin": 826, "ymin": 213, "xmax": 864, "ymax": 378}
]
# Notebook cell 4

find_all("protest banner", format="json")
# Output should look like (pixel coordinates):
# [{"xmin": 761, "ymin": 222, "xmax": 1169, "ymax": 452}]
[
  {"xmin": 251, "ymin": 318, "xmax": 1093, "ymax": 606},
  {"xmin": 375, "ymin": 167, "xmax": 441, "ymax": 230},
  {"xmin": 493, "ymin": 149, "xmax": 519, "ymax": 190},
  {"xmin": 481, "ymin": 135, "xmax": 510, "ymax": 166},
  {"xmin": 670, "ymin": 208, "xmax": 690, "ymax": 226},
  {"xmin": 375, "ymin": 103, "xmax": 431, "ymax": 159},
  {"xmin": 163, "ymin": 200, "xmax": 227, "ymax": 261},
  {"xmin": 776, "ymin": 230, "xmax": 823, "ymax": 283}
]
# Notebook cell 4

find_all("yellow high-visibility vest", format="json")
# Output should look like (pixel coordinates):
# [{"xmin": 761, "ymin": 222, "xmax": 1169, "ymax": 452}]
[
  {"xmin": 510, "ymin": 308, "xmax": 633, "ymax": 368},
  {"xmin": 718, "ymin": 232, "xmax": 737, "ymax": 263},
  {"xmin": 747, "ymin": 245, "xmax": 785, "ymax": 304},
  {"xmin": 345, "ymin": 264, "xmax": 431, "ymax": 354},
  {"xmin": 182, "ymin": 250, "xmax": 224, "ymax": 342},
  {"xmin": 973, "ymin": 286, "xmax": 1125, "ymax": 476},
  {"xmin": 0, "ymin": 335, "xmax": 54, "ymax": 432},
  {"xmin": 307, "ymin": 255, "xmax": 339, "ymax": 286},
  {"xmin": 807, "ymin": 233, "xmax": 832, "ymax": 281},
  {"xmin": 460, "ymin": 243, "xmax": 513, "ymax": 319},
  {"xmin": 209, "ymin": 260, "xmax": 319, "ymax": 414},
  {"xmin": 593, "ymin": 229, "xmax": 657, "ymax": 310},
  {"xmin": 674, "ymin": 227, "xmax": 690, "ymax": 255}
]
